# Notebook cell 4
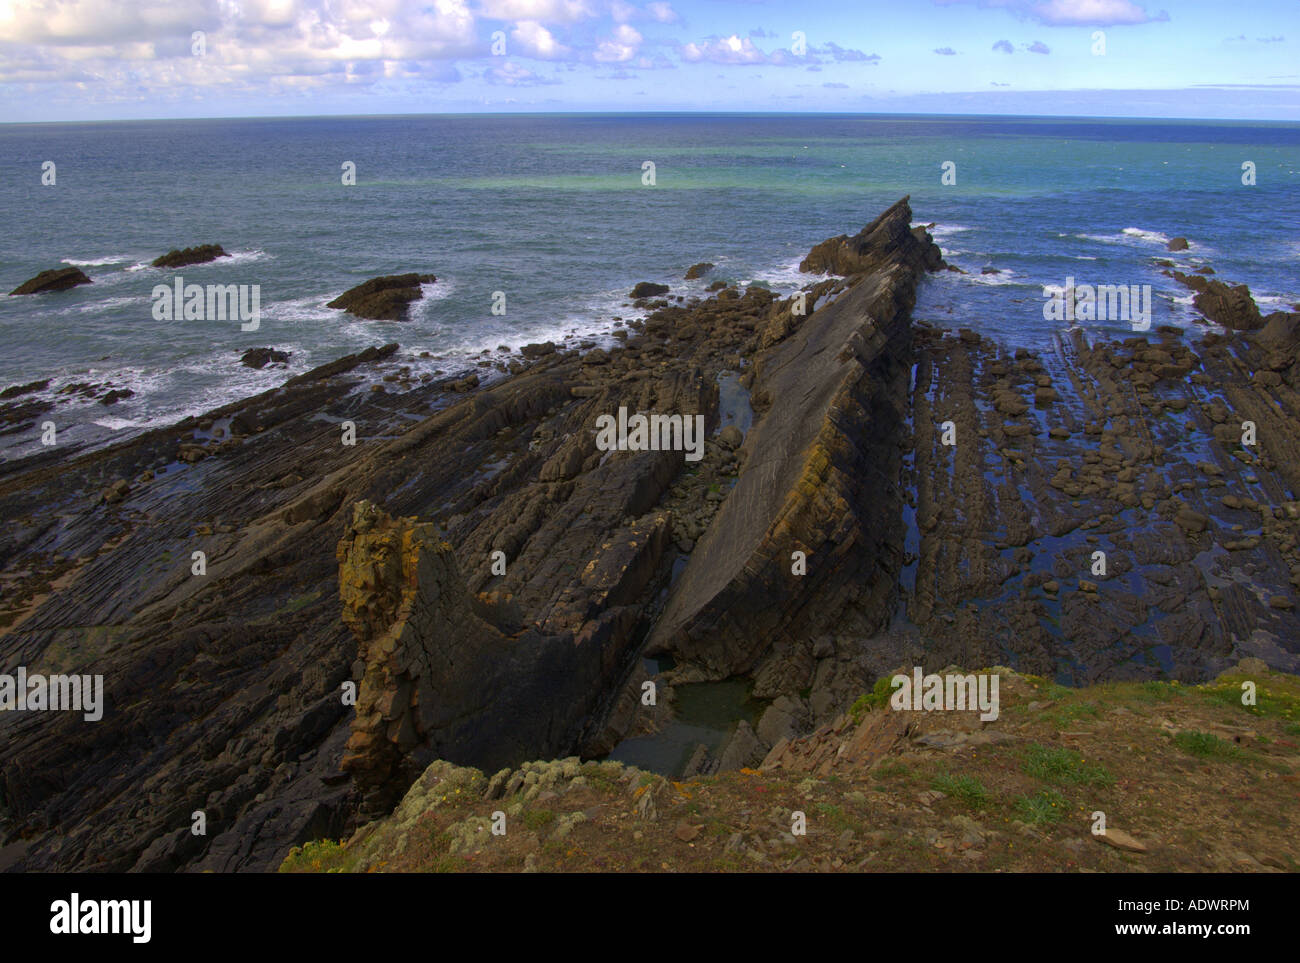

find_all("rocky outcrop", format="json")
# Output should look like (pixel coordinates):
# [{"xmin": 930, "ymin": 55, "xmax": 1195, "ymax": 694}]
[
  {"xmin": 241, "ymin": 347, "xmax": 290, "ymax": 369},
  {"xmin": 151, "ymin": 244, "xmax": 229, "ymax": 268},
  {"xmin": 645, "ymin": 198, "xmax": 942, "ymax": 678},
  {"xmin": 684, "ymin": 262, "xmax": 714, "ymax": 280},
  {"xmin": 9, "ymin": 267, "xmax": 92, "ymax": 295},
  {"xmin": 328, "ymin": 274, "xmax": 437, "ymax": 321},
  {"xmin": 630, "ymin": 282, "xmax": 669, "ymax": 298},
  {"xmin": 1167, "ymin": 236, "xmax": 1189, "ymax": 252},
  {"xmin": 799, "ymin": 197, "xmax": 944, "ymax": 278},
  {"xmin": 1174, "ymin": 272, "xmax": 1264, "ymax": 331}
]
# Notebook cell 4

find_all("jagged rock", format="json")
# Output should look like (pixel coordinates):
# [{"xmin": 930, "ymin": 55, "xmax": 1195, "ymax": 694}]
[
  {"xmin": 520, "ymin": 341, "xmax": 557, "ymax": 359},
  {"xmin": 1167, "ymin": 237, "xmax": 1189, "ymax": 252},
  {"xmin": 151, "ymin": 244, "xmax": 229, "ymax": 268},
  {"xmin": 241, "ymin": 347, "xmax": 291, "ymax": 369},
  {"xmin": 9, "ymin": 267, "xmax": 92, "ymax": 295},
  {"xmin": 328, "ymin": 273, "xmax": 436, "ymax": 321},
  {"xmin": 647, "ymin": 197, "xmax": 942, "ymax": 676},
  {"xmin": 630, "ymin": 282, "xmax": 670, "ymax": 298},
  {"xmin": 100, "ymin": 388, "xmax": 134, "ymax": 405},
  {"xmin": 685, "ymin": 262, "xmax": 714, "ymax": 280}
]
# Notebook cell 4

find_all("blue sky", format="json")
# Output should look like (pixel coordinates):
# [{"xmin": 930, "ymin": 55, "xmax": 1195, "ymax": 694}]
[{"xmin": 0, "ymin": 0, "xmax": 1296, "ymax": 121}]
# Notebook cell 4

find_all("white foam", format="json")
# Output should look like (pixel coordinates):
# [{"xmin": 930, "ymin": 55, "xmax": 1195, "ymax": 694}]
[
  {"xmin": 1121, "ymin": 227, "xmax": 1172, "ymax": 245},
  {"xmin": 62, "ymin": 254, "xmax": 135, "ymax": 267}
]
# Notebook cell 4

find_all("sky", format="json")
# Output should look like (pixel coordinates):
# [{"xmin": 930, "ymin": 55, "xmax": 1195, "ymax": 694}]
[{"xmin": 0, "ymin": 0, "xmax": 1296, "ymax": 122}]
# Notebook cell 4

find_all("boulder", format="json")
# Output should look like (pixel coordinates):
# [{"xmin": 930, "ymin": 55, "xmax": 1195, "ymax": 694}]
[
  {"xmin": 630, "ymin": 282, "xmax": 670, "ymax": 299},
  {"xmin": 241, "ymin": 347, "xmax": 291, "ymax": 369},
  {"xmin": 1167, "ymin": 236, "xmax": 1189, "ymax": 252},
  {"xmin": 327, "ymin": 273, "xmax": 436, "ymax": 321},
  {"xmin": 151, "ymin": 244, "xmax": 229, "ymax": 268},
  {"xmin": 684, "ymin": 262, "xmax": 714, "ymax": 280},
  {"xmin": 9, "ymin": 267, "xmax": 92, "ymax": 295}
]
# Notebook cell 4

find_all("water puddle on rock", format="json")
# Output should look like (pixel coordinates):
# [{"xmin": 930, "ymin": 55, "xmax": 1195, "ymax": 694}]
[
  {"xmin": 605, "ymin": 661, "xmax": 764, "ymax": 778},
  {"xmin": 716, "ymin": 371, "xmax": 753, "ymax": 435}
]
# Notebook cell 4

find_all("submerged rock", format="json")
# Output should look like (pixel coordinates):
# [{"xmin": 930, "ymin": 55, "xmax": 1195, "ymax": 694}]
[
  {"xmin": 241, "ymin": 347, "xmax": 291, "ymax": 369},
  {"xmin": 151, "ymin": 244, "xmax": 229, "ymax": 268},
  {"xmin": 9, "ymin": 267, "xmax": 92, "ymax": 295},
  {"xmin": 328, "ymin": 273, "xmax": 436, "ymax": 321}
]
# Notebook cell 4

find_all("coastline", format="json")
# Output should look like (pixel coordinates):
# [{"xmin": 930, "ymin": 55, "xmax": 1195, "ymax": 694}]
[{"xmin": 1, "ymin": 196, "xmax": 1297, "ymax": 872}]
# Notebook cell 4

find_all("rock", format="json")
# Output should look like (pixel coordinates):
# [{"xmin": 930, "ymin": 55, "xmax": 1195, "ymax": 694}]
[
  {"xmin": 684, "ymin": 262, "xmax": 714, "ymax": 280},
  {"xmin": 241, "ymin": 348, "xmax": 291, "ymax": 369},
  {"xmin": 1175, "ymin": 508, "xmax": 1209, "ymax": 534},
  {"xmin": 151, "ymin": 244, "xmax": 229, "ymax": 269},
  {"xmin": 717, "ymin": 425, "xmax": 744, "ymax": 450},
  {"xmin": 630, "ymin": 282, "xmax": 670, "ymax": 299},
  {"xmin": 520, "ymin": 341, "xmax": 557, "ymax": 359},
  {"xmin": 100, "ymin": 479, "xmax": 131, "ymax": 504},
  {"xmin": 327, "ymin": 273, "xmax": 436, "ymax": 321},
  {"xmin": 706, "ymin": 280, "xmax": 727, "ymax": 292},
  {"xmin": 0, "ymin": 378, "xmax": 50, "ymax": 399},
  {"xmin": 581, "ymin": 348, "xmax": 610, "ymax": 366},
  {"xmin": 1096, "ymin": 828, "xmax": 1147, "ymax": 853},
  {"xmin": 1166, "ymin": 237, "xmax": 1189, "ymax": 252},
  {"xmin": 9, "ymin": 267, "xmax": 92, "ymax": 295},
  {"xmin": 100, "ymin": 388, "xmax": 134, "ymax": 406}
]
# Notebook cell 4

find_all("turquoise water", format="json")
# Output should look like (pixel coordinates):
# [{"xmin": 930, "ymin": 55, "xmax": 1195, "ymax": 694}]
[{"xmin": 1, "ymin": 113, "xmax": 1296, "ymax": 455}]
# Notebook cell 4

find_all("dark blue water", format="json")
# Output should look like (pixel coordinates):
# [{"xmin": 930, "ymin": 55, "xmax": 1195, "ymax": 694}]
[{"xmin": 1, "ymin": 113, "xmax": 1296, "ymax": 456}]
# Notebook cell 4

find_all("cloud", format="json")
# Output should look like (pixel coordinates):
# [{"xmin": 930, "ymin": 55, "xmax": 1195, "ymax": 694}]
[
  {"xmin": 935, "ymin": 0, "xmax": 1169, "ymax": 27},
  {"xmin": 645, "ymin": 2, "xmax": 678, "ymax": 23},
  {"xmin": 510, "ymin": 20, "xmax": 569, "ymax": 58},
  {"xmin": 822, "ymin": 81, "xmax": 849, "ymax": 88},
  {"xmin": 475, "ymin": 0, "xmax": 592, "ymax": 24},
  {"xmin": 593, "ymin": 23, "xmax": 641, "ymax": 62},
  {"xmin": 1257, "ymin": 36, "xmax": 1285, "ymax": 43},
  {"xmin": 483, "ymin": 59, "xmax": 559, "ymax": 84},
  {"xmin": 0, "ymin": 0, "xmax": 481, "ymax": 88},
  {"xmin": 1027, "ymin": 40, "xmax": 1050, "ymax": 53},
  {"xmin": 814, "ymin": 41, "xmax": 880, "ymax": 63},
  {"xmin": 993, "ymin": 39, "xmax": 1014, "ymax": 53},
  {"xmin": 933, "ymin": 47, "xmax": 958, "ymax": 55},
  {"xmin": 680, "ymin": 34, "xmax": 770, "ymax": 64}
]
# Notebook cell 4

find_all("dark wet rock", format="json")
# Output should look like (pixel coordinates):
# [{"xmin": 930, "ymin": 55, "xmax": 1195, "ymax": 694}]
[
  {"xmin": 100, "ymin": 388, "xmax": 134, "ymax": 406},
  {"xmin": 241, "ymin": 347, "xmax": 291, "ymax": 369},
  {"xmin": 685, "ymin": 262, "xmax": 714, "ymax": 280},
  {"xmin": 706, "ymin": 280, "xmax": 727, "ymax": 292},
  {"xmin": 0, "ymin": 379, "xmax": 50, "ymax": 400},
  {"xmin": 1174, "ymin": 272, "xmax": 1264, "ymax": 331},
  {"xmin": 151, "ymin": 244, "xmax": 229, "ymax": 269},
  {"xmin": 327, "ymin": 273, "xmax": 436, "ymax": 321},
  {"xmin": 9, "ymin": 267, "xmax": 92, "ymax": 295},
  {"xmin": 631, "ymin": 282, "xmax": 670, "ymax": 299},
  {"xmin": 520, "ymin": 341, "xmax": 557, "ymax": 359},
  {"xmin": 1167, "ymin": 236, "xmax": 1189, "ymax": 252}
]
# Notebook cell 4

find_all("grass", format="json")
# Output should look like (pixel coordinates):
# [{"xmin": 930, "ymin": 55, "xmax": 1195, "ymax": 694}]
[
  {"xmin": 1014, "ymin": 789, "xmax": 1067, "ymax": 827},
  {"xmin": 1022, "ymin": 742, "xmax": 1114, "ymax": 787},
  {"xmin": 1172, "ymin": 730, "xmax": 1240, "ymax": 759},
  {"xmin": 850, "ymin": 675, "xmax": 899, "ymax": 722},
  {"xmin": 521, "ymin": 809, "xmax": 557, "ymax": 831},
  {"xmin": 931, "ymin": 771, "xmax": 989, "ymax": 809}
]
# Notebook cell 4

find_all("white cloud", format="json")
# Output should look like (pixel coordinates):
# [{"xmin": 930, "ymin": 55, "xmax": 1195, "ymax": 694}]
[
  {"xmin": 475, "ymin": 0, "xmax": 592, "ymax": 24},
  {"xmin": 510, "ymin": 19, "xmax": 569, "ymax": 58},
  {"xmin": 680, "ymin": 34, "xmax": 770, "ymax": 65},
  {"xmin": 593, "ymin": 23, "xmax": 640, "ymax": 62}
]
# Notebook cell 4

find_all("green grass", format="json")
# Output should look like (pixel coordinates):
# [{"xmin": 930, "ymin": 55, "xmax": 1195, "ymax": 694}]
[
  {"xmin": 850, "ymin": 675, "xmax": 899, "ymax": 722},
  {"xmin": 1022, "ymin": 743, "xmax": 1114, "ymax": 787},
  {"xmin": 522, "ymin": 809, "xmax": 557, "ymax": 831},
  {"xmin": 1013, "ymin": 789, "xmax": 1067, "ymax": 827},
  {"xmin": 931, "ymin": 771, "xmax": 989, "ymax": 809},
  {"xmin": 1172, "ymin": 730, "xmax": 1240, "ymax": 759}
]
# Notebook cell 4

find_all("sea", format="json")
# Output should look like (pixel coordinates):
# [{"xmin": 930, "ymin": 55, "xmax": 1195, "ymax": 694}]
[{"xmin": 1, "ymin": 112, "xmax": 1297, "ymax": 457}]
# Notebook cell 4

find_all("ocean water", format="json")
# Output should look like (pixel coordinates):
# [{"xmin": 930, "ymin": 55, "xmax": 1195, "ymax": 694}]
[{"xmin": 1, "ymin": 113, "xmax": 1297, "ymax": 454}]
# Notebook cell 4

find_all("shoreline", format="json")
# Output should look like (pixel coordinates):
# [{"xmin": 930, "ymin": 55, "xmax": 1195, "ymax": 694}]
[{"xmin": 1, "ymin": 196, "xmax": 1297, "ymax": 872}]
